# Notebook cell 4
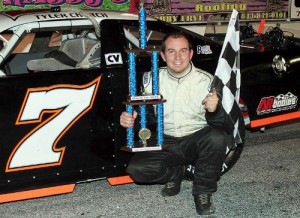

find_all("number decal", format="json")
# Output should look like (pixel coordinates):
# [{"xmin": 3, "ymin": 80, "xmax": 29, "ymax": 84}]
[{"xmin": 6, "ymin": 77, "xmax": 101, "ymax": 172}]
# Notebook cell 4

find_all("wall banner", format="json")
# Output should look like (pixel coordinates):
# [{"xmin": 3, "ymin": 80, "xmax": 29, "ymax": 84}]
[
  {"xmin": 0, "ymin": 1, "xmax": 292, "ymax": 23},
  {"xmin": 291, "ymin": 0, "xmax": 300, "ymax": 19},
  {"xmin": 145, "ymin": 0, "xmax": 290, "ymax": 23},
  {"xmin": 0, "ymin": 0, "xmax": 138, "ymax": 12}
]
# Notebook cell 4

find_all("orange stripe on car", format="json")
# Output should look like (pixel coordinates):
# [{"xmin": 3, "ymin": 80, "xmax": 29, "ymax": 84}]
[
  {"xmin": 251, "ymin": 111, "xmax": 300, "ymax": 128},
  {"xmin": 107, "ymin": 176, "xmax": 134, "ymax": 185},
  {"xmin": 0, "ymin": 184, "xmax": 75, "ymax": 203}
]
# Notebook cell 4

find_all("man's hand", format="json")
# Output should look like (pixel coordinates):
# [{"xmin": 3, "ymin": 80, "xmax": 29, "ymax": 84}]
[
  {"xmin": 202, "ymin": 88, "xmax": 219, "ymax": 112},
  {"xmin": 120, "ymin": 110, "xmax": 138, "ymax": 128}
]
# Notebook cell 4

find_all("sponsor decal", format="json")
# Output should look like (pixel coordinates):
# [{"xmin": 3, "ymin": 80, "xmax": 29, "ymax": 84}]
[
  {"xmin": 257, "ymin": 92, "xmax": 298, "ymax": 115},
  {"xmin": 197, "ymin": 45, "xmax": 212, "ymax": 54},
  {"xmin": 34, "ymin": 12, "xmax": 108, "ymax": 19},
  {"xmin": 105, "ymin": 53, "xmax": 123, "ymax": 65}
]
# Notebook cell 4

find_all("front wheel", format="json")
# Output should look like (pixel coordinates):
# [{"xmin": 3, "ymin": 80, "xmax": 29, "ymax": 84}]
[{"xmin": 184, "ymin": 143, "xmax": 244, "ymax": 181}]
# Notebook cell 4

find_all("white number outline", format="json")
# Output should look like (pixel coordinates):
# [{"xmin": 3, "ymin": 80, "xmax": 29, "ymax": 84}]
[{"xmin": 6, "ymin": 77, "xmax": 101, "ymax": 172}]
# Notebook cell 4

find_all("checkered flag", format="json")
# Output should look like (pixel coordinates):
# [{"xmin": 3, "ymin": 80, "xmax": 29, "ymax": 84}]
[{"xmin": 211, "ymin": 9, "xmax": 244, "ymax": 145}]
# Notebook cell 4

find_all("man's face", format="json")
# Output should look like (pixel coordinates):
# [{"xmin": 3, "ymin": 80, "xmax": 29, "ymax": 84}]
[{"xmin": 161, "ymin": 36, "xmax": 193, "ymax": 75}]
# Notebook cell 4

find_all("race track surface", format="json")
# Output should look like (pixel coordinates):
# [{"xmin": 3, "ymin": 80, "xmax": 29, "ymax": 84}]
[{"xmin": 1, "ymin": 120, "xmax": 300, "ymax": 218}]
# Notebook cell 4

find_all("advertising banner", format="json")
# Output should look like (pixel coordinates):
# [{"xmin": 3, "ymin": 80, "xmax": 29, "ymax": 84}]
[
  {"xmin": 146, "ymin": 0, "xmax": 289, "ymax": 23},
  {"xmin": 0, "ymin": 0, "xmax": 291, "ymax": 23},
  {"xmin": 291, "ymin": 0, "xmax": 300, "ymax": 19},
  {"xmin": 0, "ymin": 0, "xmax": 138, "ymax": 12}
]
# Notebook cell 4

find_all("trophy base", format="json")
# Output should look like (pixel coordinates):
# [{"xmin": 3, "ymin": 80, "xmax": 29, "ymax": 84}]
[
  {"xmin": 121, "ymin": 145, "xmax": 162, "ymax": 152},
  {"xmin": 121, "ymin": 138, "xmax": 165, "ymax": 152}
]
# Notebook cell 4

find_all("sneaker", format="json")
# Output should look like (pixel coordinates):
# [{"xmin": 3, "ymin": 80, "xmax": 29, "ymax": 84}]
[
  {"xmin": 161, "ymin": 166, "xmax": 185, "ymax": 197},
  {"xmin": 193, "ymin": 194, "xmax": 215, "ymax": 215}
]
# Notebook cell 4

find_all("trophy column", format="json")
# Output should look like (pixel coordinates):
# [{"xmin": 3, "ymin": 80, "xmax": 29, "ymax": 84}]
[
  {"xmin": 121, "ymin": 48, "xmax": 166, "ymax": 152},
  {"xmin": 121, "ymin": 2, "xmax": 166, "ymax": 152}
]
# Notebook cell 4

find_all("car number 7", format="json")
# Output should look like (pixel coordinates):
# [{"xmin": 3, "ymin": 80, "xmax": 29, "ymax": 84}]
[{"xmin": 6, "ymin": 77, "xmax": 101, "ymax": 172}]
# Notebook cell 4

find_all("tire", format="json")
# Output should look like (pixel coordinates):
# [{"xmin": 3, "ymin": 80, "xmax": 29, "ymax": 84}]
[
  {"xmin": 184, "ymin": 142, "xmax": 244, "ymax": 180},
  {"xmin": 221, "ymin": 142, "xmax": 244, "ymax": 175}
]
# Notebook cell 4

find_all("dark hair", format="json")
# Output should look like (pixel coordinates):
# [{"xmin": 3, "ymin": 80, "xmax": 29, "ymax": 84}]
[{"xmin": 161, "ymin": 31, "xmax": 193, "ymax": 52}]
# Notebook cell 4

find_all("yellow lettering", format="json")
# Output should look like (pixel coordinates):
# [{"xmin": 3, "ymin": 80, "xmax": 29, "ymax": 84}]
[
  {"xmin": 195, "ymin": 3, "xmax": 246, "ymax": 12},
  {"xmin": 180, "ymin": 15, "xmax": 202, "ymax": 22},
  {"xmin": 172, "ymin": 16, "xmax": 178, "ymax": 22},
  {"xmin": 195, "ymin": 4, "xmax": 203, "ymax": 12},
  {"xmin": 156, "ymin": 16, "xmax": 178, "ymax": 22},
  {"xmin": 204, "ymin": 5, "xmax": 212, "ymax": 12}
]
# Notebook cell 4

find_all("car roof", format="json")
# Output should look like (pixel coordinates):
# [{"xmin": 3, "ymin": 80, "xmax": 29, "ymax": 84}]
[{"xmin": 0, "ymin": 9, "xmax": 156, "ymax": 33}]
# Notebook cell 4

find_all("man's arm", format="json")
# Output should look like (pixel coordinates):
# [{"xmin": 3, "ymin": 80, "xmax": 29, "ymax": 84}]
[
  {"xmin": 202, "ymin": 88, "xmax": 235, "ymax": 134},
  {"xmin": 205, "ymin": 103, "xmax": 235, "ymax": 134}
]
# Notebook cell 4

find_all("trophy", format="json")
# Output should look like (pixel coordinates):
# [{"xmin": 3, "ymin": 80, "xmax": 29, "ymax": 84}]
[{"xmin": 121, "ymin": 3, "xmax": 166, "ymax": 152}]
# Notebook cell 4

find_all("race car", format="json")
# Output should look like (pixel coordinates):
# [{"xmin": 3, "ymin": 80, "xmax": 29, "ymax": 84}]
[
  {"xmin": 204, "ymin": 21, "xmax": 300, "ymax": 130},
  {"xmin": 239, "ymin": 23, "xmax": 300, "ymax": 130},
  {"xmin": 0, "ymin": 7, "xmax": 299, "ymax": 203}
]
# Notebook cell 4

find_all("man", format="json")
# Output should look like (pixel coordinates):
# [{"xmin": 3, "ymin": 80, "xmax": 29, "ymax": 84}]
[{"xmin": 120, "ymin": 32, "xmax": 234, "ymax": 215}]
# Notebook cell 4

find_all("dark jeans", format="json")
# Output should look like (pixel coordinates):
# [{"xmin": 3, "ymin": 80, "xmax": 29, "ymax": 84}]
[{"xmin": 126, "ymin": 126, "xmax": 228, "ymax": 195}]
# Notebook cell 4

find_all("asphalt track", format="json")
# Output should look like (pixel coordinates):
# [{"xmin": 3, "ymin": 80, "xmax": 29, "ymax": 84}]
[{"xmin": 1, "ymin": 120, "xmax": 300, "ymax": 218}]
